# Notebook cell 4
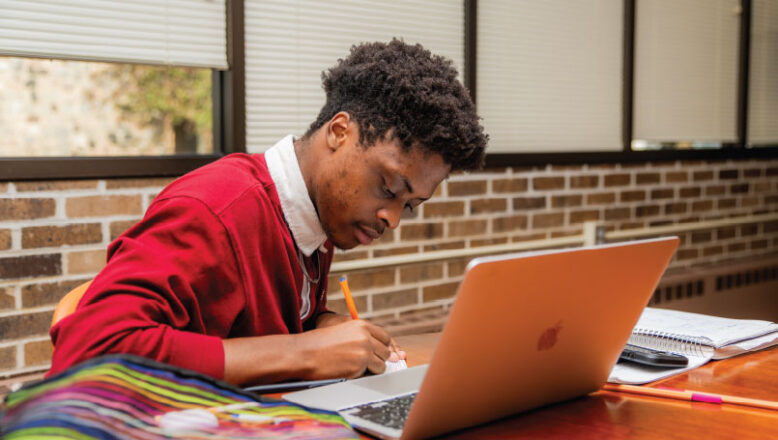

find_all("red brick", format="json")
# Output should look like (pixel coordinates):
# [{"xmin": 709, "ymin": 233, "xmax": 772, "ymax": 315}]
[
  {"xmin": 448, "ymin": 219, "xmax": 488, "ymax": 237},
  {"xmin": 719, "ymin": 169, "xmax": 739, "ymax": 179},
  {"xmin": 533, "ymin": 177, "xmax": 565, "ymax": 191},
  {"xmin": 679, "ymin": 187, "xmax": 701, "ymax": 198},
  {"xmin": 651, "ymin": 189, "xmax": 674, "ymax": 200},
  {"xmin": 24, "ymin": 340, "xmax": 53, "ymax": 366},
  {"xmin": 665, "ymin": 171, "xmax": 688, "ymax": 183},
  {"xmin": 0, "ymin": 311, "xmax": 52, "ymax": 339},
  {"xmin": 373, "ymin": 288, "xmax": 418, "ymax": 311},
  {"xmin": 741, "ymin": 196, "xmax": 759, "ymax": 208},
  {"xmin": 750, "ymin": 239, "xmax": 768, "ymax": 250},
  {"xmin": 448, "ymin": 180, "xmax": 487, "ymax": 196},
  {"xmin": 492, "ymin": 178, "xmax": 528, "ymax": 193},
  {"xmin": 676, "ymin": 248, "xmax": 699, "ymax": 260},
  {"xmin": 400, "ymin": 223, "xmax": 444, "ymax": 240},
  {"xmin": 22, "ymin": 223, "xmax": 102, "ymax": 248},
  {"xmin": 0, "ymin": 229, "xmax": 10, "ymax": 250},
  {"xmin": 604, "ymin": 207, "xmax": 631, "ymax": 221},
  {"xmin": 0, "ymin": 287, "xmax": 13, "ymax": 311},
  {"xmin": 717, "ymin": 198, "xmax": 736, "ymax": 209},
  {"xmin": 0, "ymin": 198, "xmax": 56, "ymax": 221},
  {"xmin": 705, "ymin": 185, "xmax": 725, "ymax": 196},
  {"xmin": 551, "ymin": 194, "xmax": 583, "ymax": 208},
  {"xmin": 68, "ymin": 249, "xmax": 107, "ymax": 274},
  {"xmin": 604, "ymin": 174, "xmax": 631, "ymax": 187},
  {"xmin": 15, "ymin": 180, "xmax": 98, "ymax": 191},
  {"xmin": 620, "ymin": 190, "xmax": 645, "ymax": 202},
  {"xmin": 692, "ymin": 200, "xmax": 714, "ymax": 212},
  {"xmin": 21, "ymin": 279, "xmax": 90, "ymax": 308},
  {"xmin": 691, "ymin": 231, "xmax": 712, "ymax": 244},
  {"xmin": 570, "ymin": 175, "xmax": 599, "ymax": 188},
  {"xmin": 753, "ymin": 182, "xmax": 772, "ymax": 193},
  {"xmin": 586, "ymin": 192, "xmax": 616, "ymax": 205},
  {"xmin": 423, "ymin": 201, "xmax": 464, "ymax": 218},
  {"xmin": 532, "ymin": 213, "xmax": 564, "ymax": 228},
  {"xmin": 345, "ymin": 269, "xmax": 395, "ymax": 290},
  {"xmin": 636, "ymin": 173, "xmax": 661, "ymax": 185},
  {"xmin": 619, "ymin": 222, "xmax": 644, "ymax": 230},
  {"xmin": 400, "ymin": 263, "xmax": 444, "ymax": 283},
  {"xmin": 635, "ymin": 205, "xmax": 660, "ymax": 217},
  {"xmin": 513, "ymin": 197, "xmax": 546, "ymax": 210},
  {"xmin": 448, "ymin": 260, "xmax": 468, "ymax": 277},
  {"xmin": 717, "ymin": 227, "xmax": 736, "ymax": 239},
  {"xmin": 492, "ymin": 215, "xmax": 528, "ymax": 233},
  {"xmin": 730, "ymin": 183, "xmax": 749, "ymax": 194},
  {"xmin": 665, "ymin": 202, "xmax": 687, "ymax": 215},
  {"xmin": 693, "ymin": 170, "xmax": 714, "ymax": 181},
  {"xmin": 744, "ymin": 168, "xmax": 763, "ymax": 178},
  {"xmin": 0, "ymin": 254, "xmax": 61, "ymax": 280},
  {"xmin": 569, "ymin": 210, "xmax": 600, "ymax": 224},
  {"xmin": 703, "ymin": 245, "xmax": 724, "ymax": 257},
  {"xmin": 66, "ymin": 195, "xmax": 142, "ymax": 217},
  {"xmin": 105, "ymin": 177, "xmax": 175, "ymax": 189},
  {"xmin": 741, "ymin": 224, "xmax": 758, "ymax": 236},
  {"xmin": 423, "ymin": 282, "xmax": 460, "ymax": 302},
  {"xmin": 470, "ymin": 198, "xmax": 507, "ymax": 214},
  {"xmin": 767, "ymin": 167, "xmax": 778, "ymax": 176},
  {"xmin": 0, "ymin": 346, "xmax": 16, "ymax": 370},
  {"xmin": 728, "ymin": 242, "xmax": 747, "ymax": 252}
]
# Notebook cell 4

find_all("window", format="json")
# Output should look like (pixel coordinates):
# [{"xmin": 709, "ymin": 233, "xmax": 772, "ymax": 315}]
[
  {"xmin": 0, "ymin": 0, "xmax": 235, "ymax": 180},
  {"xmin": 0, "ymin": 57, "xmax": 213, "ymax": 157}
]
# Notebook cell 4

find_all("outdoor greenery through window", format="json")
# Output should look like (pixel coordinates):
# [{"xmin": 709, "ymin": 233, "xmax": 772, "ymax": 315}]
[{"xmin": 0, "ymin": 57, "xmax": 213, "ymax": 157}]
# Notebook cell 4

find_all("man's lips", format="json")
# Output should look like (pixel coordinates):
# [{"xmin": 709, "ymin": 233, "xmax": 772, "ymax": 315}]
[{"xmin": 355, "ymin": 225, "xmax": 381, "ymax": 245}]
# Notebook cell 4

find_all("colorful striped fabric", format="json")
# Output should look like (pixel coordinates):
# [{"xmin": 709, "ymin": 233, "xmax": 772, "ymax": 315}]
[{"xmin": 1, "ymin": 354, "xmax": 359, "ymax": 439}]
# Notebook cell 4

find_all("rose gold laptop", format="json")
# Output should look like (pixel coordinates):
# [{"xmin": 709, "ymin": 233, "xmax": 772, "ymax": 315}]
[{"xmin": 285, "ymin": 237, "xmax": 679, "ymax": 439}]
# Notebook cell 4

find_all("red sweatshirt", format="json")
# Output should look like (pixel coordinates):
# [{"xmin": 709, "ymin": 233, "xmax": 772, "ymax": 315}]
[{"xmin": 49, "ymin": 153, "xmax": 333, "ymax": 379}]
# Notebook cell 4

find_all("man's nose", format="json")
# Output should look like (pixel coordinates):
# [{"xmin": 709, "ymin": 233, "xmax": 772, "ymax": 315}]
[{"xmin": 377, "ymin": 205, "xmax": 402, "ymax": 230}]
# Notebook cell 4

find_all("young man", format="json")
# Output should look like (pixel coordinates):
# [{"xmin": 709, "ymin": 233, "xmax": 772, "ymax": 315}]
[{"xmin": 49, "ymin": 40, "xmax": 487, "ymax": 386}]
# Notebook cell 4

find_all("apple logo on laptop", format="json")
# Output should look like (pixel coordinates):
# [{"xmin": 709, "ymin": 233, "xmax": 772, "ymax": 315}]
[{"xmin": 537, "ymin": 320, "xmax": 563, "ymax": 351}]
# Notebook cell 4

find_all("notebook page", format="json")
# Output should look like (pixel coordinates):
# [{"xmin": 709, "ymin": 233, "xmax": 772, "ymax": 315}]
[
  {"xmin": 635, "ymin": 308, "xmax": 778, "ymax": 348},
  {"xmin": 608, "ymin": 352, "xmax": 711, "ymax": 385}
]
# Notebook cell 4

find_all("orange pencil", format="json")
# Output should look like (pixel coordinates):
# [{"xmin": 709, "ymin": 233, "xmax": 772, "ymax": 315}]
[
  {"xmin": 338, "ymin": 276, "xmax": 359, "ymax": 320},
  {"xmin": 603, "ymin": 383, "xmax": 778, "ymax": 412}
]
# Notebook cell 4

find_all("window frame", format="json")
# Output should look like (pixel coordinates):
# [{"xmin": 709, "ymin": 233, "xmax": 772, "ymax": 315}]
[{"xmin": 0, "ymin": 0, "xmax": 245, "ymax": 181}]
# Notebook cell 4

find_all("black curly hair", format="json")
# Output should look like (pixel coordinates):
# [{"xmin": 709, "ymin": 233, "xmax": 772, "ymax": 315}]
[{"xmin": 305, "ymin": 39, "xmax": 487, "ymax": 171}]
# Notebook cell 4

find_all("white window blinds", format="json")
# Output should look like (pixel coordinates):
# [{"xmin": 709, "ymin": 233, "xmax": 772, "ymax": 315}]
[
  {"xmin": 748, "ymin": 0, "xmax": 778, "ymax": 145},
  {"xmin": 0, "ymin": 0, "xmax": 228, "ymax": 69},
  {"xmin": 477, "ymin": 0, "xmax": 623, "ymax": 153},
  {"xmin": 244, "ymin": 0, "xmax": 464, "ymax": 153},
  {"xmin": 633, "ymin": 0, "xmax": 740, "ymax": 143}
]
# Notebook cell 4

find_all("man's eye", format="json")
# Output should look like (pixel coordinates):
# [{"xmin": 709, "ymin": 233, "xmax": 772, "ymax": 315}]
[
  {"xmin": 383, "ymin": 187, "xmax": 396, "ymax": 198},
  {"xmin": 404, "ymin": 203, "xmax": 414, "ymax": 213}
]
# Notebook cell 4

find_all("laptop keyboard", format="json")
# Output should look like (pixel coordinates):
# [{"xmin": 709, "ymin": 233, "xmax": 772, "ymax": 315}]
[{"xmin": 342, "ymin": 392, "xmax": 417, "ymax": 430}]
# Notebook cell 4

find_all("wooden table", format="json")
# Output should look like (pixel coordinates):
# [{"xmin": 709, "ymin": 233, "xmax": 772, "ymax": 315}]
[{"xmin": 394, "ymin": 332, "xmax": 778, "ymax": 439}]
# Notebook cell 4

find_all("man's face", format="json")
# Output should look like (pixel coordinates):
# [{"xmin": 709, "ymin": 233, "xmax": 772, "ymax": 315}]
[{"xmin": 313, "ymin": 134, "xmax": 450, "ymax": 250}]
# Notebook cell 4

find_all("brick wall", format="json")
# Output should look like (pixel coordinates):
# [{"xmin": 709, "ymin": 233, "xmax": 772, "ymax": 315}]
[{"xmin": 1, "ymin": 158, "xmax": 777, "ymax": 378}]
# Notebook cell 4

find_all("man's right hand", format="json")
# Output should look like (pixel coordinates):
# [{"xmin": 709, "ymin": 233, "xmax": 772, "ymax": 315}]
[
  {"xmin": 296, "ymin": 319, "xmax": 393, "ymax": 379},
  {"xmin": 222, "ymin": 319, "xmax": 394, "ymax": 386}
]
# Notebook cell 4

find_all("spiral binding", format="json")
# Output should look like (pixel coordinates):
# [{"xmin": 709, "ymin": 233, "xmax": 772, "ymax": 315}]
[{"xmin": 628, "ymin": 329, "xmax": 715, "ymax": 357}]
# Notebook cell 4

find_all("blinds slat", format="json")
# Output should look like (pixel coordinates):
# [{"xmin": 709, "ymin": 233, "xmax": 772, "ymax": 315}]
[{"xmin": 0, "ymin": 0, "xmax": 227, "ymax": 69}]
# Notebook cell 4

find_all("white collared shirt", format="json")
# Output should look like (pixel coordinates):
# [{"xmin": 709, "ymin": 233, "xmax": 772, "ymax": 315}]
[{"xmin": 265, "ymin": 135, "xmax": 328, "ymax": 257}]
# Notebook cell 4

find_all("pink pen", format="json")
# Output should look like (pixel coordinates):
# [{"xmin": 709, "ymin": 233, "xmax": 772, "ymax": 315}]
[{"xmin": 602, "ymin": 383, "xmax": 778, "ymax": 412}]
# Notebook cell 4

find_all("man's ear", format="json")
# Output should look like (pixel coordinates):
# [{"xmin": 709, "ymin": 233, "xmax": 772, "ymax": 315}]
[{"xmin": 326, "ymin": 111, "xmax": 352, "ymax": 152}]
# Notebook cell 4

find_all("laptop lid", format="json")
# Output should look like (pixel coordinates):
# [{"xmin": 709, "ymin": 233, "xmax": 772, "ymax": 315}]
[{"xmin": 287, "ymin": 237, "xmax": 679, "ymax": 439}]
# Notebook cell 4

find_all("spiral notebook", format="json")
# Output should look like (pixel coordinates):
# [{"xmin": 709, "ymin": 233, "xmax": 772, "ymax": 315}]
[{"xmin": 609, "ymin": 307, "xmax": 778, "ymax": 384}]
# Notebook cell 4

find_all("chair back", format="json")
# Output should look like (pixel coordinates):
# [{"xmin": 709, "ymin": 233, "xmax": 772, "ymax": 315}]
[{"xmin": 51, "ymin": 281, "xmax": 92, "ymax": 328}]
